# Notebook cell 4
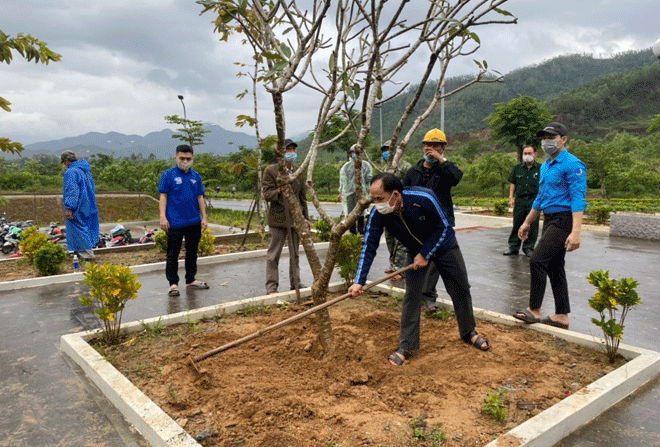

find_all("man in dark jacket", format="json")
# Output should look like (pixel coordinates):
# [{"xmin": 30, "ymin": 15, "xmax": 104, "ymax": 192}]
[
  {"xmin": 404, "ymin": 129, "xmax": 463, "ymax": 308},
  {"xmin": 348, "ymin": 173, "xmax": 490, "ymax": 366},
  {"xmin": 263, "ymin": 139, "xmax": 310, "ymax": 294}
]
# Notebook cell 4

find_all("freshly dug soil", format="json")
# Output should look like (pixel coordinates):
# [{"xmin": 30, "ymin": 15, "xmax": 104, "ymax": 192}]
[{"xmin": 96, "ymin": 292, "xmax": 622, "ymax": 447}]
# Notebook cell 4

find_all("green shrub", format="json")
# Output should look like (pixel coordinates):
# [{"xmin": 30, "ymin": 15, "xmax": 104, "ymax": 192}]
[
  {"xmin": 197, "ymin": 228, "xmax": 215, "ymax": 257},
  {"xmin": 482, "ymin": 388, "xmax": 507, "ymax": 421},
  {"xmin": 313, "ymin": 218, "xmax": 332, "ymax": 242},
  {"xmin": 587, "ymin": 270, "xmax": 642, "ymax": 362},
  {"xmin": 154, "ymin": 230, "xmax": 168, "ymax": 253},
  {"xmin": 19, "ymin": 226, "xmax": 49, "ymax": 262},
  {"xmin": 33, "ymin": 242, "xmax": 67, "ymax": 276},
  {"xmin": 80, "ymin": 263, "xmax": 142, "ymax": 344},
  {"xmin": 492, "ymin": 199, "xmax": 509, "ymax": 216},
  {"xmin": 336, "ymin": 233, "xmax": 363, "ymax": 288},
  {"xmin": 590, "ymin": 205, "xmax": 612, "ymax": 224}
]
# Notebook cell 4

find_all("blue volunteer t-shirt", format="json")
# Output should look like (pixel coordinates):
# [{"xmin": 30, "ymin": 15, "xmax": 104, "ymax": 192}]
[
  {"xmin": 532, "ymin": 149, "xmax": 587, "ymax": 214},
  {"xmin": 158, "ymin": 166, "xmax": 205, "ymax": 228}
]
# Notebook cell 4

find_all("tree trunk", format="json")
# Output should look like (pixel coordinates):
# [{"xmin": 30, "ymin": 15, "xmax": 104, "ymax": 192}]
[{"xmin": 271, "ymin": 91, "xmax": 335, "ymax": 351}]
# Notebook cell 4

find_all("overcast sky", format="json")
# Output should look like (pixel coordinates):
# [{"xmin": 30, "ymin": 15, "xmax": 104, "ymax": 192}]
[{"xmin": 1, "ymin": 0, "xmax": 659, "ymax": 147}]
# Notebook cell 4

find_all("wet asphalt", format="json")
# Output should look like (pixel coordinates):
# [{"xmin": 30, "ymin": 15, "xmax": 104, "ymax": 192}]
[{"xmin": 0, "ymin": 211, "xmax": 659, "ymax": 446}]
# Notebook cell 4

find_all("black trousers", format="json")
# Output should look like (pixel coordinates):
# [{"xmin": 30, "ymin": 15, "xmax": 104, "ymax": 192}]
[
  {"xmin": 529, "ymin": 212, "xmax": 572, "ymax": 314},
  {"xmin": 165, "ymin": 223, "xmax": 202, "ymax": 286},
  {"xmin": 400, "ymin": 246, "xmax": 476, "ymax": 352},
  {"xmin": 508, "ymin": 196, "xmax": 538, "ymax": 252}
]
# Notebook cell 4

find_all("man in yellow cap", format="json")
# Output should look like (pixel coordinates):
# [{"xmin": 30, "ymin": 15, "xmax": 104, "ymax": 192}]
[{"xmin": 404, "ymin": 129, "xmax": 463, "ymax": 308}]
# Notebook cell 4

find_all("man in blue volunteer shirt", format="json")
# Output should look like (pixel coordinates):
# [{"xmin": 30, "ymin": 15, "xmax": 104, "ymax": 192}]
[
  {"xmin": 513, "ymin": 122, "xmax": 587, "ymax": 330},
  {"xmin": 348, "ymin": 173, "xmax": 490, "ymax": 367},
  {"xmin": 159, "ymin": 145, "xmax": 209, "ymax": 297}
]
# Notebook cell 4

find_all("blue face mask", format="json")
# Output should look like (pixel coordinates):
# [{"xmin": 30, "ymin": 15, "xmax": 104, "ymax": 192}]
[
  {"xmin": 284, "ymin": 152, "xmax": 297, "ymax": 163},
  {"xmin": 351, "ymin": 153, "xmax": 357, "ymax": 160},
  {"xmin": 382, "ymin": 151, "xmax": 389, "ymax": 161},
  {"xmin": 424, "ymin": 154, "xmax": 439, "ymax": 164}
]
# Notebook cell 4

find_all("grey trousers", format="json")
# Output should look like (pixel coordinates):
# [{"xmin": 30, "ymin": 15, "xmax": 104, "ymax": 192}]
[
  {"xmin": 399, "ymin": 247, "xmax": 476, "ymax": 352},
  {"xmin": 265, "ymin": 226, "xmax": 300, "ymax": 294},
  {"xmin": 385, "ymin": 228, "xmax": 407, "ymax": 271}
]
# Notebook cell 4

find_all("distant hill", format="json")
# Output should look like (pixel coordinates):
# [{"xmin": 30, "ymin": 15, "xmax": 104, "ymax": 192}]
[
  {"xmin": 548, "ymin": 61, "xmax": 660, "ymax": 139},
  {"xmin": 374, "ymin": 49, "xmax": 658, "ymax": 142},
  {"xmin": 3, "ymin": 125, "xmax": 258, "ymax": 160}
]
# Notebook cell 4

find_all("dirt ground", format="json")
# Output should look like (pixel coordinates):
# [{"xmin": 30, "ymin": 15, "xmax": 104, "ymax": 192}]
[{"xmin": 96, "ymin": 293, "xmax": 623, "ymax": 447}]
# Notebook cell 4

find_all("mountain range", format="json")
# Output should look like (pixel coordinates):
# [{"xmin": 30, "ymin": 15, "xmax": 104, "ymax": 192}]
[{"xmin": 2, "ymin": 125, "xmax": 260, "ymax": 160}]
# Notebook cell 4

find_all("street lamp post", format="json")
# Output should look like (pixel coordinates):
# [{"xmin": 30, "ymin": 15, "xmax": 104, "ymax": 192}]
[
  {"xmin": 177, "ymin": 94, "xmax": 192, "ymax": 150},
  {"xmin": 653, "ymin": 38, "xmax": 660, "ymax": 59},
  {"xmin": 177, "ymin": 95, "xmax": 187, "ymax": 121}
]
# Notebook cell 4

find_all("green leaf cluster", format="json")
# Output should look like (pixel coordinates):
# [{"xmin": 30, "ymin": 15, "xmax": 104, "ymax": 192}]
[
  {"xmin": 335, "ymin": 233, "xmax": 363, "ymax": 288},
  {"xmin": 154, "ymin": 230, "xmax": 168, "ymax": 254},
  {"xmin": 19, "ymin": 226, "xmax": 50, "ymax": 262},
  {"xmin": 587, "ymin": 269, "xmax": 641, "ymax": 362},
  {"xmin": 1, "ymin": 30, "xmax": 61, "ymax": 154},
  {"xmin": 33, "ymin": 242, "xmax": 67, "ymax": 276},
  {"xmin": 197, "ymin": 228, "xmax": 215, "ymax": 257},
  {"xmin": 485, "ymin": 95, "xmax": 553, "ymax": 152},
  {"xmin": 164, "ymin": 114, "xmax": 210, "ymax": 148},
  {"xmin": 481, "ymin": 388, "xmax": 507, "ymax": 422},
  {"xmin": 312, "ymin": 218, "xmax": 331, "ymax": 242},
  {"xmin": 408, "ymin": 415, "xmax": 447, "ymax": 446},
  {"xmin": 80, "ymin": 263, "xmax": 142, "ymax": 344},
  {"xmin": 590, "ymin": 205, "xmax": 612, "ymax": 224},
  {"xmin": 492, "ymin": 199, "xmax": 509, "ymax": 216}
]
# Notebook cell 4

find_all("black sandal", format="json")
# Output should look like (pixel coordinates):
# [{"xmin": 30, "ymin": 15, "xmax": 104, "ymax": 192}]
[
  {"xmin": 466, "ymin": 331, "xmax": 491, "ymax": 351},
  {"xmin": 388, "ymin": 348, "xmax": 411, "ymax": 366}
]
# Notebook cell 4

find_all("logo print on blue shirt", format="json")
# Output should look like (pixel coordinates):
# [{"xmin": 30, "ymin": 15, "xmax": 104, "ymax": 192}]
[{"xmin": 175, "ymin": 177, "xmax": 182, "ymax": 184}]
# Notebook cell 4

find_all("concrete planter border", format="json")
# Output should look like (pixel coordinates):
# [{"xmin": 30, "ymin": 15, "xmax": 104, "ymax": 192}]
[
  {"xmin": 61, "ymin": 282, "xmax": 660, "ymax": 447},
  {"xmin": 610, "ymin": 212, "xmax": 660, "ymax": 241}
]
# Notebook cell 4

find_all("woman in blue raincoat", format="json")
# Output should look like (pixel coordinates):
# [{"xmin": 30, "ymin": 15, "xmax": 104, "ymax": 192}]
[{"xmin": 61, "ymin": 150, "xmax": 100, "ymax": 258}]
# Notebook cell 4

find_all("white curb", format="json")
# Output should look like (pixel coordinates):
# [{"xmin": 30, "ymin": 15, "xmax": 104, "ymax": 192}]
[{"xmin": 61, "ymin": 282, "xmax": 660, "ymax": 447}]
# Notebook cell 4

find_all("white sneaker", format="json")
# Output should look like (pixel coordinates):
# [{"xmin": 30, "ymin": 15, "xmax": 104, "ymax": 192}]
[{"xmin": 79, "ymin": 249, "xmax": 96, "ymax": 260}]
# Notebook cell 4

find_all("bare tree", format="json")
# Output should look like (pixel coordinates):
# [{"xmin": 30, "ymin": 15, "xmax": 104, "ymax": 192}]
[{"xmin": 199, "ymin": 0, "xmax": 517, "ymax": 350}]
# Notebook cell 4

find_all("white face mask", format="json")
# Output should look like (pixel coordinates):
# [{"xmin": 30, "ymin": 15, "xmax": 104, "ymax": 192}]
[
  {"xmin": 522, "ymin": 155, "xmax": 534, "ymax": 163},
  {"xmin": 375, "ymin": 193, "xmax": 397, "ymax": 214},
  {"xmin": 541, "ymin": 139, "xmax": 560, "ymax": 156},
  {"xmin": 177, "ymin": 160, "xmax": 193, "ymax": 172}
]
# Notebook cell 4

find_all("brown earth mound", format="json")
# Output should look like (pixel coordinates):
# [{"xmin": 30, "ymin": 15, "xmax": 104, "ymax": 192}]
[{"xmin": 96, "ymin": 293, "xmax": 621, "ymax": 447}]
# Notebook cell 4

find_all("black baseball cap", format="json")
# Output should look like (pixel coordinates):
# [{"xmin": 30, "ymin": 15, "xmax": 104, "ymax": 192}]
[
  {"xmin": 537, "ymin": 122, "xmax": 568, "ymax": 137},
  {"xmin": 284, "ymin": 139, "xmax": 297, "ymax": 148}
]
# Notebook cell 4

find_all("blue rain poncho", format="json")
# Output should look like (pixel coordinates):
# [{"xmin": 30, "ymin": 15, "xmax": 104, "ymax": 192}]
[{"xmin": 63, "ymin": 159, "xmax": 100, "ymax": 252}]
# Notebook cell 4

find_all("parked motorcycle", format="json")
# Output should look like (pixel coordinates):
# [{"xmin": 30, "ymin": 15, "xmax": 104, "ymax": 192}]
[
  {"xmin": 138, "ymin": 227, "xmax": 156, "ymax": 244},
  {"xmin": 108, "ymin": 224, "xmax": 132, "ymax": 247},
  {"xmin": 48, "ymin": 222, "xmax": 66, "ymax": 244},
  {"xmin": 0, "ymin": 219, "xmax": 33, "ymax": 254}
]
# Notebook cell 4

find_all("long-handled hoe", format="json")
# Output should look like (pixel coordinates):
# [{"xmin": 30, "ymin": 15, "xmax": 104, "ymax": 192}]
[{"xmin": 188, "ymin": 264, "xmax": 414, "ymax": 374}]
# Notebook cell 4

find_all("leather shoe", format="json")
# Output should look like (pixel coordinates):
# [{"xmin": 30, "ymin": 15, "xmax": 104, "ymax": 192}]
[
  {"xmin": 502, "ymin": 249, "xmax": 519, "ymax": 256},
  {"xmin": 523, "ymin": 250, "xmax": 533, "ymax": 257}
]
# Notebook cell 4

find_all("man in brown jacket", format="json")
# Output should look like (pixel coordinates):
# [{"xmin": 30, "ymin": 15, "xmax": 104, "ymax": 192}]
[{"xmin": 263, "ymin": 139, "xmax": 310, "ymax": 294}]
